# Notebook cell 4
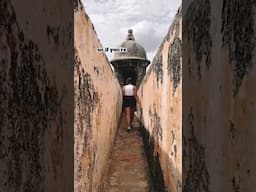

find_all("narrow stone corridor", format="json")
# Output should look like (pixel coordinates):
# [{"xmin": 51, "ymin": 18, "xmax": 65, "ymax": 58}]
[
  {"xmin": 103, "ymin": 113, "xmax": 152, "ymax": 192},
  {"xmin": 74, "ymin": 3, "xmax": 182, "ymax": 191}
]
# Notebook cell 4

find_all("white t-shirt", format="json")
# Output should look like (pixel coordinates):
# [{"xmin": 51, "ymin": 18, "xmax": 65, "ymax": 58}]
[{"xmin": 124, "ymin": 84, "xmax": 134, "ymax": 96}]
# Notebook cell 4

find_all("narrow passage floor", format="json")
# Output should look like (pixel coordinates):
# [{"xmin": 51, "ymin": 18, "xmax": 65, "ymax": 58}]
[{"xmin": 103, "ymin": 113, "xmax": 152, "ymax": 192}]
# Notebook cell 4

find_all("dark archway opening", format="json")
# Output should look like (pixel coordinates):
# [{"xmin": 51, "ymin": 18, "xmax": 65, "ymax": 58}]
[{"xmin": 122, "ymin": 67, "xmax": 137, "ymax": 85}]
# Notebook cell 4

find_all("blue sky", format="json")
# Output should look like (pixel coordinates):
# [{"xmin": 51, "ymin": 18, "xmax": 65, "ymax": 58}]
[{"xmin": 82, "ymin": 0, "xmax": 181, "ymax": 62}]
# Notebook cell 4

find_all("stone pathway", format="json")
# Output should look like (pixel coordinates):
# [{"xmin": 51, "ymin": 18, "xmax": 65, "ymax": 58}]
[{"xmin": 103, "ymin": 113, "xmax": 152, "ymax": 192}]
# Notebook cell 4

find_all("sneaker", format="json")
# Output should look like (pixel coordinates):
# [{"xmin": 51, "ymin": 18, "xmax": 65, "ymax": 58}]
[{"xmin": 127, "ymin": 126, "xmax": 131, "ymax": 132}]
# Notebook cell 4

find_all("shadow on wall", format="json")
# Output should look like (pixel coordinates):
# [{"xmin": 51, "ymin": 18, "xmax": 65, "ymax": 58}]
[{"xmin": 138, "ymin": 121, "xmax": 182, "ymax": 192}]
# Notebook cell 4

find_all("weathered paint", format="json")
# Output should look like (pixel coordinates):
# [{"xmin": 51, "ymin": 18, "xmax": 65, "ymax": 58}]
[
  {"xmin": 183, "ymin": 0, "xmax": 256, "ymax": 191},
  {"xmin": 138, "ymin": 8, "xmax": 182, "ymax": 192},
  {"xmin": 74, "ymin": 2, "xmax": 122, "ymax": 192},
  {"xmin": 0, "ymin": 0, "xmax": 73, "ymax": 191}
]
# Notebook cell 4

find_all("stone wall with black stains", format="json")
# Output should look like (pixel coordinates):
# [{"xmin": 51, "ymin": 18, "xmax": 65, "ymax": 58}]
[
  {"xmin": 0, "ymin": 0, "xmax": 73, "ymax": 192},
  {"xmin": 74, "ymin": 2, "xmax": 122, "ymax": 192},
  {"xmin": 137, "ymin": 8, "xmax": 182, "ymax": 192},
  {"xmin": 183, "ymin": 0, "xmax": 256, "ymax": 191}
]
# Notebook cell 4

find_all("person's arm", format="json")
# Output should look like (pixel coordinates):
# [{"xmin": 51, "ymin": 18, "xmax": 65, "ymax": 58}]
[
  {"xmin": 133, "ymin": 86, "xmax": 142, "ymax": 107},
  {"xmin": 122, "ymin": 86, "xmax": 125, "ymax": 96}
]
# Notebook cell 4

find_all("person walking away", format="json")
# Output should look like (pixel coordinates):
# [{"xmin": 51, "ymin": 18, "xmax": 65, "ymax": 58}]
[{"xmin": 122, "ymin": 77, "xmax": 141, "ymax": 132}]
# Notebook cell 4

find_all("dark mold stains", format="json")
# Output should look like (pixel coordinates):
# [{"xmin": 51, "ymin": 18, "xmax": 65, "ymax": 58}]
[
  {"xmin": 93, "ymin": 66, "xmax": 100, "ymax": 76},
  {"xmin": 75, "ymin": 48, "xmax": 99, "ymax": 135},
  {"xmin": 221, "ymin": 0, "xmax": 256, "ymax": 96},
  {"xmin": 0, "ymin": 0, "xmax": 63, "ymax": 191},
  {"xmin": 182, "ymin": 135, "xmax": 188, "ymax": 164},
  {"xmin": 183, "ymin": 107, "xmax": 210, "ymax": 192},
  {"xmin": 153, "ymin": 53, "xmax": 163, "ymax": 87},
  {"xmin": 74, "ymin": 48, "xmax": 99, "ymax": 191},
  {"xmin": 140, "ymin": 127, "xmax": 166, "ymax": 192},
  {"xmin": 185, "ymin": 0, "xmax": 212, "ymax": 80},
  {"xmin": 46, "ymin": 25, "xmax": 60, "ymax": 47},
  {"xmin": 74, "ymin": 0, "xmax": 89, "ymax": 21},
  {"xmin": 166, "ymin": 8, "xmax": 181, "ymax": 42},
  {"xmin": 168, "ymin": 37, "xmax": 182, "ymax": 95},
  {"xmin": 176, "ymin": 179, "xmax": 182, "ymax": 192},
  {"xmin": 232, "ymin": 176, "xmax": 240, "ymax": 192},
  {"xmin": 168, "ymin": 158, "xmax": 182, "ymax": 192},
  {"xmin": 171, "ymin": 130, "xmax": 176, "ymax": 144},
  {"xmin": 173, "ymin": 144, "xmax": 177, "ymax": 158},
  {"xmin": 229, "ymin": 120, "xmax": 236, "ymax": 145},
  {"xmin": 171, "ymin": 130, "xmax": 177, "ymax": 158},
  {"xmin": 188, "ymin": 56, "xmax": 192, "ymax": 80},
  {"xmin": 74, "ymin": 0, "xmax": 84, "ymax": 12},
  {"xmin": 149, "ymin": 105, "xmax": 163, "ymax": 141}
]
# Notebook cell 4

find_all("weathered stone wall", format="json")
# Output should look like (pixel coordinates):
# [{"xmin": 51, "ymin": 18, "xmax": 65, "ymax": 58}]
[
  {"xmin": 138, "ymin": 8, "xmax": 182, "ymax": 192},
  {"xmin": 183, "ymin": 0, "xmax": 256, "ymax": 191},
  {"xmin": 74, "ymin": 2, "xmax": 122, "ymax": 192},
  {"xmin": 0, "ymin": 0, "xmax": 73, "ymax": 192}
]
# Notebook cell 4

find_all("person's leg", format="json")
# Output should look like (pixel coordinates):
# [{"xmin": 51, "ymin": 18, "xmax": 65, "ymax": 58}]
[
  {"xmin": 130, "ymin": 107, "xmax": 134, "ymax": 126},
  {"xmin": 125, "ymin": 107, "xmax": 131, "ymax": 129}
]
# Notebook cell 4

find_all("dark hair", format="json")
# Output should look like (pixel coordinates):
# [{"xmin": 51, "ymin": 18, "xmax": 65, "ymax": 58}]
[{"xmin": 126, "ymin": 77, "xmax": 132, "ymax": 84}]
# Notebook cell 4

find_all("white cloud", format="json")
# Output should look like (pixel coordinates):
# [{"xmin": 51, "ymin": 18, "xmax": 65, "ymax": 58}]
[
  {"xmin": 82, "ymin": 0, "xmax": 181, "ymax": 61},
  {"xmin": 128, "ymin": 21, "xmax": 160, "ymax": 52}
]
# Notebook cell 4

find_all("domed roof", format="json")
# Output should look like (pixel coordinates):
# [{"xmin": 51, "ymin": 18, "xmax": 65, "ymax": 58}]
[{"xmin": 111, "ymin": 29, "xmax": 150, "ymax": 63}]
